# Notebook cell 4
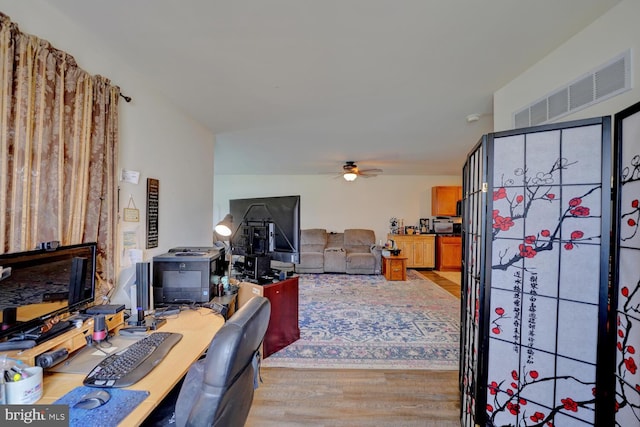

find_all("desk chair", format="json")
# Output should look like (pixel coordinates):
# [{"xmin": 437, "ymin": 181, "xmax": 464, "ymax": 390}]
[{"xmin": 174, "ymin": 296, "xmax": 271, "ymax": 427}]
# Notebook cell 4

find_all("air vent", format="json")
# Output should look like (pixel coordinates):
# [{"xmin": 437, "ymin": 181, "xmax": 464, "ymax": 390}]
[{"xmin": 513, "ymin": 50, "xmax": 631, "ymax": 128}]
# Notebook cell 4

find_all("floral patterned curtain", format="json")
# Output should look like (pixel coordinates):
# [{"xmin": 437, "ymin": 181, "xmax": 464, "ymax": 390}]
[{"xmin": 0, "ymin": 13, "xmax": 119, "ymax": 299}]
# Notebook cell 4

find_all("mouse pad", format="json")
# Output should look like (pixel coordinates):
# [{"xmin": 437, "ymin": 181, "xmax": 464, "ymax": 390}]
[{"xmin": 54, "ymin": 386, "xmax": 149, "ymax": 427}]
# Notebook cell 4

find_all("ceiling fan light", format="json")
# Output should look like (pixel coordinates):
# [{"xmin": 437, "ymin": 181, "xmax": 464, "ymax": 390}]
[{"xmin": 343, "ymin": 172, "xmax": 357, "ymax": 181}]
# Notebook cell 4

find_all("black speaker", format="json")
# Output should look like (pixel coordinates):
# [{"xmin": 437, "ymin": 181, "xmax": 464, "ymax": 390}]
[
  {"xmin": 136, "ymin": 262, "xmax": 151, "ymax": 311},
  {"xmin": 68, "ymin": 257, "xmax": 87, "ymax": 305}
]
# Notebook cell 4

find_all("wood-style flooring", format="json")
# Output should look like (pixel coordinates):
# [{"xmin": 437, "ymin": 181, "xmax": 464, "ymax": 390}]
[{"xmin": 246, "ymin": 271, "xmax": 462, "ymax": 427}]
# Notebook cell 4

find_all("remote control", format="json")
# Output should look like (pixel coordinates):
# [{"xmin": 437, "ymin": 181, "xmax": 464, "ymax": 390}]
[{"xmin": 0, "ymin": 340, "xmax": 37, "ymax": 351}]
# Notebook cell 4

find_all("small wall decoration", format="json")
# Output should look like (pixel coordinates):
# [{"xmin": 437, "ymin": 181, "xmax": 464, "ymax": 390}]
[
  {"xmin": 123, "ymin": 195, "xmax": 139, "ymax": 222},
  {"xmin": 146, "ymin": 178, "xmax": 159, "ymax": 249}
]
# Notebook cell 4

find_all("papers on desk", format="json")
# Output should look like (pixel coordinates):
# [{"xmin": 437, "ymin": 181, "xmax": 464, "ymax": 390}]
[{"xmin": 49, "ymin": 337, "xmax": 138, "ymax": 375}]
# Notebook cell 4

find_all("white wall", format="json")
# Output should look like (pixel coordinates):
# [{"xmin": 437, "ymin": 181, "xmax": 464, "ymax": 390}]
[
  {"xmin": 214, "ymin": 174, "xmax": 462, "ymax": 245},
  {"xmin": 494, "ymin": 0, "xmax": 640, "ymax": 131},
  {"xmin": 0, "ymin": 2, "xmax": 215, "ymax": 297}
]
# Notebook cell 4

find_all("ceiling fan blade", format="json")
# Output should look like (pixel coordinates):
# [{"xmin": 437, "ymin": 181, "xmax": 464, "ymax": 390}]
[{"xmin": 358, "ymin": 168, "xmax": 383, "ymax": 174}]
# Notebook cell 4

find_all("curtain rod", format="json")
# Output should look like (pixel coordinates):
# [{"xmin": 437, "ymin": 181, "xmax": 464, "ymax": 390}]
[{"xmin": 119, "ymin": 93, "xmax": 132, "ymax": 103}]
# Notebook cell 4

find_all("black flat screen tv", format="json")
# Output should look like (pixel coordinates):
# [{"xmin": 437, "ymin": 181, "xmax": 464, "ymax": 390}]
[
  {"xmin": 229, "ymin": 195, "xmax": 300, "ymax": 264},
  {"xmin": 0, "ymin": 242, "xmax": 97, "ymax": 342}
]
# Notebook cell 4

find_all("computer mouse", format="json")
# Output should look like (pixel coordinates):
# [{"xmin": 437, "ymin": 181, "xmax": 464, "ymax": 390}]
[{"xmin": 74, "ymin": 389, "xmax": 111, "ymax": 410}]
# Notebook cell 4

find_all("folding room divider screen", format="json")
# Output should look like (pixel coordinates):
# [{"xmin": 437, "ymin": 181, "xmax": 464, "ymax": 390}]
[
  {"xmin": 612, "ymin": 101, "xmax": 640, "ymax": 427},
  {"xmin": 460, "ymin": 117, "xmax": 614, "ymax": 426}
]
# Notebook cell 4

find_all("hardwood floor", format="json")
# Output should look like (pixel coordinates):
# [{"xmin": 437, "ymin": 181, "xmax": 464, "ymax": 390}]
[
  {"xmin": 246, "ymin": 272, "xmax": 462, "ymax": 427},
  {"xmin": 419, "ymin": 269, "xmax": 461, "ymax": 299},
  {"xmin": 246, "ymin": 368, "xmax": 460, "ymax": 427}
]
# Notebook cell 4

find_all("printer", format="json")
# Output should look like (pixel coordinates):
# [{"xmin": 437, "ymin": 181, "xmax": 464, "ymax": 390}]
[{"xmin": 152, "ymin": 247, "xmax": 224, "ymax": 304}]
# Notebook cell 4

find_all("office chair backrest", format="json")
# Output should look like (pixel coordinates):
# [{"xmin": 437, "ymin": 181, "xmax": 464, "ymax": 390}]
[{"xmin": 174, "ymin": 296, "xmax": 271, "ymax": 427}]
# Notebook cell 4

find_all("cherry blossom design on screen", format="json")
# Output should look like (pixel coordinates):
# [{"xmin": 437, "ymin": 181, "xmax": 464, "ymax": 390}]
[
  {"xmin": 486, "ymin": 156, "xmax": 602, "ymax": 426},
  {"xmin": 615, "ymin": 154, "xmax": 640, "ymax": 425}
]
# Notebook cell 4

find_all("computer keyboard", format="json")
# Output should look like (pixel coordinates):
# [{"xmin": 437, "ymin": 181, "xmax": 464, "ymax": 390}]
[{"xmin": 83, "ymin": 331, "xmax": 182, "ymax": 388}]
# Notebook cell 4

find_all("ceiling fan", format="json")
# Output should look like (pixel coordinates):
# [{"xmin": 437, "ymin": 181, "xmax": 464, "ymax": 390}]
[{"xmin": 339, "ymin": 161, "xmax": 383, "ymax": 181}]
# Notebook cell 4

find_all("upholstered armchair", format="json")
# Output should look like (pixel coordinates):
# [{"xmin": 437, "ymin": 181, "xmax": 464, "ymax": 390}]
[
  {"xmin": 296, "ymin": 228, "xmax": 327, "ymax": 273},
  {"xmin": 344, "ymin": 229, "xmax": 379, "ymax": 274}
]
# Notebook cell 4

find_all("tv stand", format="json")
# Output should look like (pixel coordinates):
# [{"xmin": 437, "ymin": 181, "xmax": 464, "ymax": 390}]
[{"xmin": 0, "ymin": 311, "xmax": 124, "ymax": 366}]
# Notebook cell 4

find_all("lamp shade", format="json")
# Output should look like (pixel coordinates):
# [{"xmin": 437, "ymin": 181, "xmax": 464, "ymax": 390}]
[
  {"xmin": 214, "ymin": 214, "xmax": 233, "ymax": 237},
  {"xmin": 343, "ymin": 172, "xmax": 357, "ymax": 181}
]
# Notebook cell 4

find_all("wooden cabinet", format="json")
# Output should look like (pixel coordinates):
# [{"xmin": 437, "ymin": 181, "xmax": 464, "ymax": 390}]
[
  {"xmin": 388, "ymin": 234, "xmax": 435, "ymax": 269},
  {"xmin": 432, "ymin": 186, "xmax": 462, "ymax": 216},
  {"xmin": 436, "ymin": 235, "xmax": 462, "ymax": 271},
  {"xmin": 238, "ymin": 276, "xmax": 300, "ymax": 358},
  {"xmin": 382, "ymin": 255, "xmax": 407, "ymax": 281}
]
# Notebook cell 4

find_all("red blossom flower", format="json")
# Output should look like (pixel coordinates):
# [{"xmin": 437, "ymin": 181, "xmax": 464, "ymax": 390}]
[
  {"xmin": 506, "ymin": 389, "xmax": 514, "ymax": 396},
  {"xmin": 629, "ymin": 346, "xmax": 636, "ymax": 354},
  {"xmin": 569, "ymin": 197, "xmax": 582, "ymax": 207},
  {"xmin": 492, "ymin": 327, "xmax": 501, "ymax": 335},
  {"xmin": 592, "ymin": 387, "xmax": 596, "ymax": 396},
  {"xmin": 493, "ymin": 187, "xmax": 507, "ymax": 201},
  {"xmin": 488, "ymin": 381, "xmax": 499, "ymax": 395},
  {"xmin": 487, "ymin": 404, "xmax": 493, "ymax": 412},
  {"xmin": 495, "ymin": 307, "xmax": 505, "ymax": 315},
  {"xmin": 561, "ymin": 397, "xmax": 578, "ymax": 412},
  {"xmin": 524, "ymin": 235, "xmax": 536, "ymax": 244},
  {"xmin": 570, "ymin": 206, "xmax": 590, "ymax": 216},
  {"xmin": 511, "ymin": 382, "xmax": 518, "ymax": 389},
  {"xmin": 618, "ymin": 342, "xmax": 623, "ymax": 351},
  {"xmin": 511, "ymin": 370, "xmax": 519, "ymax": 380},
  {"xmin": 506, "ymin": 402, "xmax": 520, "ymax": 415},
  {"xmin": 519, "ymin": 398, "xmax": 527, "ymax": 405},
  {"xmin": 619, "ymin": 329, "xmax": 625, "ymax": 338},
  {"xmin": 628, "ymin": 218, "xmax": 637, "ymax": 227},
  {"xmin": 530, "ymin": 411, "xmax": 545, "ymax": 422},
  {"xmin": 570, "ymin": 230, "xmax": 584, "ymax": 240},
  {"xmin": 519, "ymin": 244, "xmax": 536, "ymax": 258},
  {"xmin": 516, "ymin": 195, "xmax": 524, "ymax": 204},
  {"xmin": 632, "ymin": 199, "xmax": 639, "ymax": 208},
  {"xmin": 547, "ymin": 193, "xmax": 555, "ymax": 199},
  {"xmin": 624, "ymin": 357, "xmax": 637, "ymax": 374},
  {"xmin": 622, "ymin": 287, "xmax": 629, "ymax": 297},
  {"xmin": 529, "ymin": 370, "xmax": 539, "ymax": 379},
  {"xmin": 564, "ymin": 242, "xmax": 574, "ymax": 250},
  {"xmin": 493, "ymin": 215, "xmax": 515, "ymax": 231},
  {"xmin": 540, "ymin": 229, "xmax": 551, "ymax": 237},
  {"xmin": 635, "ymin": 385, "xmax": 640, "ymax": 393},
  {"xmin": 492, "ymin": 209, "xmax": 500, "ymax": 218}
]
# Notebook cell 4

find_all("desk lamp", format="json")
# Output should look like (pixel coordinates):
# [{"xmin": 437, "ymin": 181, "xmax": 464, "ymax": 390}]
[{"xmin": 214, "ymin": 214, "xmax": 234, "ymax": 278}]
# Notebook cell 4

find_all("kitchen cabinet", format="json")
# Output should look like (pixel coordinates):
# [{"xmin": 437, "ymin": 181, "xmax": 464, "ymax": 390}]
[
  {"xmin": 436, "ymin": 235, "xmax": 462, "ymax": 271},
  {"xmin": 387, "ymin": 234, "xmax": 435, "ymax": 269},
  {"xmin": 431, "ymin": 186, "xmax": 462, "ymax": 216}
]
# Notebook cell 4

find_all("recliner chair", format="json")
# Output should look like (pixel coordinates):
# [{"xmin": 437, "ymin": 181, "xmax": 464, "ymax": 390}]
[{"xmin": 174, "ymin": 296, "xmax": 271, "ymax": 427}]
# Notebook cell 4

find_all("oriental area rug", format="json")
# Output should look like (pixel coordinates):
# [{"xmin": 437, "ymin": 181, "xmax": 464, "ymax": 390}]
[{"xmin": 262, "ymin": 270, "xmax": 460, "ymax": 370}]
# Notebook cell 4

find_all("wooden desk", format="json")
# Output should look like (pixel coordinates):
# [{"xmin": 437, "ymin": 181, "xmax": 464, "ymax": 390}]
[{"xmin": 37, "ymin": 308, "xmax": 224, "ymax": 426}]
